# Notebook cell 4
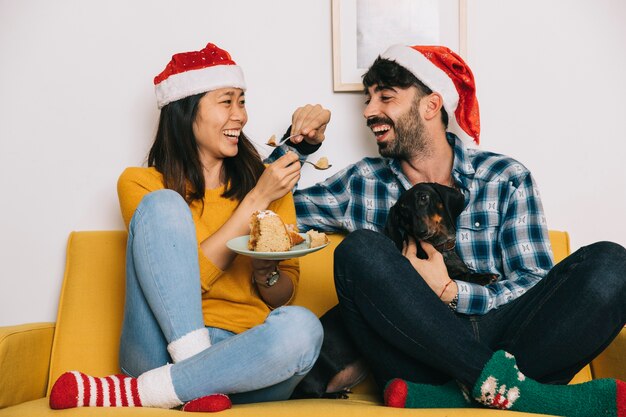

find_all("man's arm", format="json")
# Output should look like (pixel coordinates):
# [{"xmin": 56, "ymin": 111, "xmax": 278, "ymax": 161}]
[
  {"xmin": 264, "ymin": 131, "xmax": 352, "ymax": 233},
  {"xmin": 455, "ymin": 172, "xmax": 554, "ymax": 315},
  {"xmin": 264, "ymin": 104, "xmax": 357, "ymax": 232},
  {"xmin": 265, "ymin": 104, "xmax": 330, "ymax": 163},
  {"xmin": 264, "ymin": 127, "xmax": 321, "ymax": 164},
  {"xmin": 291, "ymin": 162, "xmax": 376, "ymax": 233}
]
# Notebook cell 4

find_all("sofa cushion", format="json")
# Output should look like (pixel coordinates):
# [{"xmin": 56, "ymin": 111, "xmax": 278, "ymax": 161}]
[{"xmin": 0, "ymin": 396, "xmax": 557, "ymax": 417}]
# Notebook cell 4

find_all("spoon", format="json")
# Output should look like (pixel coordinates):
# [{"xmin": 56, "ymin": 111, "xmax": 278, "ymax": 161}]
[{"xmin": 303, "ymin": 157, "xmax": 332, "ymax": 170}]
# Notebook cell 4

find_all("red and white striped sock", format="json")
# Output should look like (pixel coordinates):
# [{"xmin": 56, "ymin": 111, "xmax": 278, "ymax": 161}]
[
  {"xmin": 49, "ymin": 371, "xmax": 144, "ymax": 408},
  {"xmin": 49, "ymin": 366, "xmax": 231, "ymax": 412}
]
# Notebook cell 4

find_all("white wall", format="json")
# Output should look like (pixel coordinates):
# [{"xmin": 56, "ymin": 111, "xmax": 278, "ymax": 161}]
[{"xmin": 1, "ymin": 0, "xmax": 625, "ymax": 326}]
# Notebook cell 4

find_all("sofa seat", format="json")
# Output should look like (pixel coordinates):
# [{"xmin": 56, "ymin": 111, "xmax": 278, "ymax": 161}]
[
  {"xmin": 2, "ymin": 395, "xmax": 555, "ymax": 416},
  {"xmin": 1, "ymin": 230, "xmax": 624, "ymax": 416}
]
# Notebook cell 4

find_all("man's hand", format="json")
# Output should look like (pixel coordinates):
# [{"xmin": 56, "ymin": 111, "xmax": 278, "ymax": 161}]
[
  {"xmin": 289, "ymin": 104, "xmax": 331, "ymax": 145},
  {"xmin": 402, "ymin": 237, "xmax": 457, "ymax": 302}
]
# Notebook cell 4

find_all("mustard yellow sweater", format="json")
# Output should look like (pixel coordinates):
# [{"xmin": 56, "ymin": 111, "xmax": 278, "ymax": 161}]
[{"xmin": 117, "ymin": 167, "xmax": 299, "ymax": 334}]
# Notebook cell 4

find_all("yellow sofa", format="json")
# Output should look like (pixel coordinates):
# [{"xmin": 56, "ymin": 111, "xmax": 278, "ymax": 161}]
[{"xmin": 1, "ymin": 230, "xmax": 625, "ymax": 416}]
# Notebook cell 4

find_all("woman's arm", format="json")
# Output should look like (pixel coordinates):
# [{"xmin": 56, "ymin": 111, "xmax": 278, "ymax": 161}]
[
  {"xmin": 250, "ymin": 189, "xmax": 300, "ymax": 308},
  {"xmin": 250, "ymin": 259, "xmax": 295, "ymax": 308},
  {"xmin": 117, "ymin": 168, "xmax": 165, "ymax": 229},
  {"xmin": 199, "ymin": 152, "xmax": 301, "ymax": 271}
]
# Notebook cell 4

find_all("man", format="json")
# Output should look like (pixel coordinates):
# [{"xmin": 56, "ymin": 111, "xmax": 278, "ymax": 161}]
[{"xmin": 268, "ymin": 45, "xmax": 626, "ymax": 416}]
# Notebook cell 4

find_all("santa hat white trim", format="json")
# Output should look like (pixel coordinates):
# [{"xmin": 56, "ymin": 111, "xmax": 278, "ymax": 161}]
[{"xmin": 155, "ymin": 64, "xmax": 246, "ymax": 109}]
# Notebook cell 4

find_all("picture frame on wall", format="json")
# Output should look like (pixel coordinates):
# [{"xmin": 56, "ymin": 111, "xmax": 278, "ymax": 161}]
[{"xmin": 331, "ymin": 0, "xmax": 467, "ymax": 92}]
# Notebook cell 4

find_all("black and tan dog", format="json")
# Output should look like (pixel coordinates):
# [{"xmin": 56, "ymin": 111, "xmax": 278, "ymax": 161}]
[{"xmin": 384, "ymin": 182, "xmax": 498, "ymax": 286}]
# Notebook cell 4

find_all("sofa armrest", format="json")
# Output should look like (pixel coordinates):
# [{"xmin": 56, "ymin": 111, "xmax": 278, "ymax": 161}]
[
  {"xmin": 0, "ymin": 322, "xmax": 55, "ymax": 409},
  {"xmin": 590, "ymin": 326, "xmax": 626, "ymax": 381}
]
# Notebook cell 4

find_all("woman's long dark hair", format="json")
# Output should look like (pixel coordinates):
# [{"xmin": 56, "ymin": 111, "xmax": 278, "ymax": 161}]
[{"xmin": 148, "ymin": 92, "xmax": 265, "ymax": 204}]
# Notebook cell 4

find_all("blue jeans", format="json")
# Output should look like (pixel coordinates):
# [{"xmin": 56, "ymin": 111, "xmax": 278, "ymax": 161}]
[
  {"xmin": 119, "ymin": 190, "xmax": 323, "ymax": 403},
  {"xmin": 334, "ymin": 229, "xmax": 626, "ymax": 389}
]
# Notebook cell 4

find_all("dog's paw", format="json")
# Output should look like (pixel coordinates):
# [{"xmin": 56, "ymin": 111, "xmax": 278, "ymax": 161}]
[{"xmin": 469, "ymin": 273, "xmax": 499, "ymax": 286}]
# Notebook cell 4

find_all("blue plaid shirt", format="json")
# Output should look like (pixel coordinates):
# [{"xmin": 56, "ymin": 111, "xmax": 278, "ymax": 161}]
[{"xmin": 266, "ymin": 133, "xmax": 554, "ymax": 315}]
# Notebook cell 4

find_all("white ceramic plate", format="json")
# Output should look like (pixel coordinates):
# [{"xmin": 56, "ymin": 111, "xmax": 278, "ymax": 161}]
[{"xmin": 226, "ymin": 233, "xmax": 329, "ymax": 260}]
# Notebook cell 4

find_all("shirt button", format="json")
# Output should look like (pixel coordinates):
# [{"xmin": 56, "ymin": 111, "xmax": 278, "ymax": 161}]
[{"xmin": 474, "ymin": 222, "xmax": 480, "ymax": 227}]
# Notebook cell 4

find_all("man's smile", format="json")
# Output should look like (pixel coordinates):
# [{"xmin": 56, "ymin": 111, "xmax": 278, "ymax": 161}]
[{"xmin": 367, "ymin": 118, "xmax": 394, "ymax": 143}]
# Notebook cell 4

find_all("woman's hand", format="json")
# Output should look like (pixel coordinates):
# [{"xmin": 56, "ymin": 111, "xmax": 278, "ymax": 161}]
[
  {"xmin": 199, "ymin": 151, "xmax": 299, "ymax": 271},
  {"xmin": 249, "ymin": 151, "xmax": 301, "ymax": 207},
  {"xmin": 251, "ymin": 259, "xmax": 294, "ymax": 308},
  {"xmin": 288, "ymin": 104, "xmax": 331, "ymax": 145},
  {"xmin": 402, "ymin": 237, "xmax": 457, "ymax": 303},
  {"xmin": 251, "ymin": 259, "xmax": 279, "ymax": 283}
]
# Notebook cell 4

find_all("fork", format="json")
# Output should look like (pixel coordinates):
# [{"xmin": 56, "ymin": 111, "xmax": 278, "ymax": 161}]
[{"xmin": 266, "ymin": 133, "xmax": 301, "ymax": 147}]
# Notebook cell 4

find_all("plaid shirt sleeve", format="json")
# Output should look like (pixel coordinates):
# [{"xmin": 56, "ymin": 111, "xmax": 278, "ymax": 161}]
[
  {"xmin": 455, "ymin": 171, "xmax": 554, "ymax": 315},
  {"xmin": 293, "ymin": 165, "xmax": 361, "ymax": 233},
  {"xmin": 265, "ymin": 146, "xmax": 402, "ymax": 233},
  {"xmin": 263, "ymin": 137, "xmax": 317, "ymax": 163},
  {"xmin": 264, "ymin": 144, "xmax": 355, "ymax": 232}
]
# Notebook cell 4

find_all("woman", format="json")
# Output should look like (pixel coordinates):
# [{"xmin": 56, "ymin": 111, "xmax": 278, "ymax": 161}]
[{"xmin": 49, "ymin": 42, "xmax": 323, "ymax": 412}]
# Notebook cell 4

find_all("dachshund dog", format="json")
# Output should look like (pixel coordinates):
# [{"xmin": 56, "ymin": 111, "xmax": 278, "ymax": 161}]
[{"xmin": 384, "ymin": 182, "xmax": 498, "ymax": 286}]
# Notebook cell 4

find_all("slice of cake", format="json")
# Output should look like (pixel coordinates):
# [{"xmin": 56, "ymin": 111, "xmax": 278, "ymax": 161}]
[
  {"xmin": 248, "ymin": 210, "xmax": 292, "ymax": 252},
  {"xmin": 286, "ymin": 224, "xmax": 305, "ymax": 246},
  {"xmin": 306, "ymin": 229, "xmax": 329, "ymax": 248}
]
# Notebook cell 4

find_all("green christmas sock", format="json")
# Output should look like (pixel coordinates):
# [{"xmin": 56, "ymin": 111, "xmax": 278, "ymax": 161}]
[
  {"xmin": 384, "ymin": 379, "xmax": 472, "ymax": 408},
  {"xmin": 473, "ymin": 350, "xmax": 626, "ymax": 417}
]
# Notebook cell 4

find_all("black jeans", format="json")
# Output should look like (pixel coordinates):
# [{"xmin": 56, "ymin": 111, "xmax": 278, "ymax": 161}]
[{"xmin": 334, "ymin": 229, "xmax": 626, "ymax": 389}]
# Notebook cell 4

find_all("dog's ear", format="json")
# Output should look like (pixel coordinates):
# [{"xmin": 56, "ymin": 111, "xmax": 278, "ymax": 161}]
[
  {"xmin": 431, "ymin": 183, "xmax": 466, "ymax": 220},
  {"xmin": 384, "ymin": 204, "xmax": 404, "ymax": 250}
]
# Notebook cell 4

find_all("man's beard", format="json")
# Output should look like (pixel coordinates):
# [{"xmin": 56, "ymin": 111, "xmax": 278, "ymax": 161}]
[{"xmin": 376, "ymin": 99, "xmax": 430, "ymax": 159}]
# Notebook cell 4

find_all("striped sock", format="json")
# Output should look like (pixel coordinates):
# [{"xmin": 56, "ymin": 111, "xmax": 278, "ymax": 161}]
[
  {"xmin": 49, "ymin": 366, "xmax": 231, "ymax": 412},
  {"xmin": 49, "ymin": 372, "xmax": 143, "ymax": 408}
]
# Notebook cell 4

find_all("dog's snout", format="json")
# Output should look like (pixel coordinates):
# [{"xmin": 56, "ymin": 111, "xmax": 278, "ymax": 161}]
[{"xmin": 411, "ymin": 218, "xmax": 429, "ymax": 238}]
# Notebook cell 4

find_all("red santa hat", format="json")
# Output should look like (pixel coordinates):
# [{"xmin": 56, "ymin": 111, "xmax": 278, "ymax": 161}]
[
  {"xmin": 154, "ymin": 43, "xmax": 246, "ymax": 109},
  {"xmin": 380, "ymin": 44, "xmax": 480, "ymax": 145}
]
